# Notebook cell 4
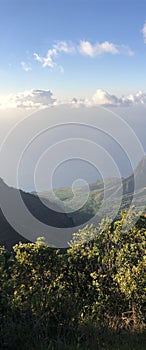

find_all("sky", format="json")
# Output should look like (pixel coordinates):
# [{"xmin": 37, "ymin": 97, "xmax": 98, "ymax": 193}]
[
  {"xmin": 1, "ymin": 0, "xmax": 146, "ymax": 190},
  {"xmin": 0, "ymin": 0, "xmax": 146, "ymax": 103}
]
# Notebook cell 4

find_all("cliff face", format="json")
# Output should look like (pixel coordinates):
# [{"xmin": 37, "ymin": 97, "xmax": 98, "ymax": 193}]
[
  {"xmin": 123, "ymin": 156, "xmax": 146, "ymax": 194},
  {"xmin": 0, "ymin": 179, "xmax": 73, "ymax": 250}
]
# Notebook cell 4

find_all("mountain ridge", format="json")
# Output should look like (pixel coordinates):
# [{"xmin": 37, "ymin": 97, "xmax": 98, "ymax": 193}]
[{"xmin": 1, "ymin": 155, "xmax": 146, "ymax": 249}]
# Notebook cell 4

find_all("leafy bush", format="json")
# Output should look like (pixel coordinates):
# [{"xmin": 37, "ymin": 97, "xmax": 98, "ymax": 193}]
[{"xmin": 0, "ymin": 210, "xmax": 145, "ymax": 349}]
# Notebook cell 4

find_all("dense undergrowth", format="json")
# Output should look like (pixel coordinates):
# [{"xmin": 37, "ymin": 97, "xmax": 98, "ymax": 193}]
[{"xmin": 0, "ymin": 210, "xmax": 145, "ymax": 349}]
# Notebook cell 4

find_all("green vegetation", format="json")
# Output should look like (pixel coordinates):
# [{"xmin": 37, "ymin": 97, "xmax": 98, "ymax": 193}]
[
  {"xmin": 0, "ymin": 210, "xmax": 146, "ymax": 349},
  {"xmin": 40, "ymin": 174, "xmax": 146, "ymax": 226}
]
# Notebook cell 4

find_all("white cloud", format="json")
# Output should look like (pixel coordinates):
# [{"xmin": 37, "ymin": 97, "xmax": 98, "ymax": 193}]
[
  {"xmin": 34, "ymin": 49, "xmax": 57, "ymax": 68},
  {"xmin": 21, "ymin": 61, "xmax": 32, "ymax": 72},
  {"xmin": 79, "ymin": 41, "xmax": 119, "ymax": 56},
  {"xmin": 34, "ymin": 41, "xmax": 75, "ymax": 69},
  {"xmin": 70, "ymin": 90, "xmax": 146, "ymax": 108},
  {"xmin": 0, "ymin": 89, "xmax": 56, "ymax": 110},
  {"xmin": 142, "ymin": 21, "xmax": 146, "ymax": 43},
  {"xmin": 34, "ymin": 40, "xmax": 134, "ymax": 70},
  {"xmin": 87, "ymin": 89, "xmax": 146, "ymax": 107},
  {"xmin": 79, "ymin": 40, "xmax": 134, "ymax": 57},
  {"xmin": 54, "ymin": 41, "xmax": 75, "ymax": 54},
  {"xmin": 127, "ymin": 90, "xmax": 146, "ymax": 104},
  {"xmin": 91, "ymin": 89, "xmax": 122, "ymax": 106}
]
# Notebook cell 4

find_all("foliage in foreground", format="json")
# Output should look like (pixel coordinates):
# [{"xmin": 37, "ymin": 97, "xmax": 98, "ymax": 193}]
[{"xmin": 0, "ymin": 211, "xmax": 146, "ymax": 349}]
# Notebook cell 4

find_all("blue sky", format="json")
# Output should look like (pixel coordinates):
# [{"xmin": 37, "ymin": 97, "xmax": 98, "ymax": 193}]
[{"xmin": 0, "ymin": 0, "xmax": 146, "ymax": 102}]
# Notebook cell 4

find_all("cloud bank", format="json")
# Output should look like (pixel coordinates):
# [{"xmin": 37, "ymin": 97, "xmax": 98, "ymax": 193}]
[
  {"xmin": 80, "ymin": 90, "xmax": 146, "ymax": 107},
  {"xmin": 1, "ymin": 89, "xmax": 146, "ymax": 110},
  {"xmin": 0, "ymin": 90, "xmax": 56, "ymax": 110}
]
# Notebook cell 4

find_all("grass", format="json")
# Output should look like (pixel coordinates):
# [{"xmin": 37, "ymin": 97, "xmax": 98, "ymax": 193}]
[
  {"xmin": 3, "ymin": 321, "xmax": 145, "ymax": 350},
  {"xmin": 30, "ymin": 330, "xmax": 146, "ymax": 350}
]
